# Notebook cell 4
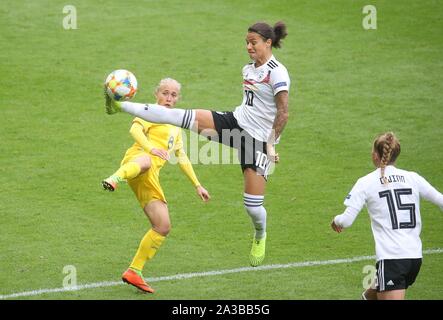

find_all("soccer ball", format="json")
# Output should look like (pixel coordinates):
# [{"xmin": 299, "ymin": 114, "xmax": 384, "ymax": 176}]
[{"xmin": 105, "ymin": 69, "xmax": 137, "ymax": 101}]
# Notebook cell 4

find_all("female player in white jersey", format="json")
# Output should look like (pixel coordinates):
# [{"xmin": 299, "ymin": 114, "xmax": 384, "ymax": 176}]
[
  {"xmin": 331, "ymin": 132, "xmax": 443, "ymax": 300},
  {"xmin": 105, "ymin": 21, "xmax": 291, "ymax": 267}
]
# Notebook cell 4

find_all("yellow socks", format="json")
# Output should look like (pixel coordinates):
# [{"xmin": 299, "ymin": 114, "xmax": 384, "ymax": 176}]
[
  {"xmin": 129, "ymin": 229, "xmax": 166, "ymax": 272},
  {"xmin": 114, "ymin": 161, "xmax": 141, "ymax": 181}
]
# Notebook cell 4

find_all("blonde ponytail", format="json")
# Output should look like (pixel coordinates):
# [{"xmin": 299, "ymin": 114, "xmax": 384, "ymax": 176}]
[{"xmin": 373, "ymin": 132, "xmax": 401, "ymax": 185}]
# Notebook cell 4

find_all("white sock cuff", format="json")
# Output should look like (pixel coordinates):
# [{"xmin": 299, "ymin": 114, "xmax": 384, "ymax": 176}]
[
  {"xmin": 243, "ymin": 193, "xmax": 264, "ymax": 207},
  {"xmin": 181, "ymin": 109, "xmax": 196, "ymax": 130},
  {"xmin": 121, "ymin": 102, "xmax": 195, "ymax": 130}
]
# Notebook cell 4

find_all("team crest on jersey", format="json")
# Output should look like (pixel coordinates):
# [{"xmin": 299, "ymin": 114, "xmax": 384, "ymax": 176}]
[
  {"xmin": 346, "ymin": 194, "xmax": 352, "ymax": 200},
  {"xmin": 243, "ymin": 80, "xmax": 258, "ymax": 91},
  {"xmin": 243, "ymin": 70, "xmax": 271, "ymax": 91}
]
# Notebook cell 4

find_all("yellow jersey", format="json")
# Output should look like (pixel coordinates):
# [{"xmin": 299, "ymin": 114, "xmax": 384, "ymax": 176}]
[
  {"xmin": 125, "ymin": 117, "xmax": 200, "ymax": 187},
  {"xmin": 131, "ymin": 117, "xmax": 182, "ymax": 168}
]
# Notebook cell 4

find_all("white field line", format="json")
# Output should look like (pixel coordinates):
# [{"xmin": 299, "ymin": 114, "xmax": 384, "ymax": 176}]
[{"xmin": 1, "ymin": 248, "xmax": 442, "ymax": 300}]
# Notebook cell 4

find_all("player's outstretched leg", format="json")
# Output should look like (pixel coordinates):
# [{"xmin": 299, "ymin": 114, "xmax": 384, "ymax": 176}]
[
  {"xmin": 121, "ymin": 268, "xmax": 155, "ymax": 293},
  {"xmin": 104, "ymin": 91, "xmax": 197, "ymax": 130}
]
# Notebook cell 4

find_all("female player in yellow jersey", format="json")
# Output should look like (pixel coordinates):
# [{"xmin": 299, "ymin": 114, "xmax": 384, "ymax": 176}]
[{"xmin": 102, "ymin": 78, "xmax": 210, "ymax": 293}]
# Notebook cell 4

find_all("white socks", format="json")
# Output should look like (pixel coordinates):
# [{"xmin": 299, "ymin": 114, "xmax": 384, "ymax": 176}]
[
  {"xmin": 244, "ymin": 193, "xmax": 267, "ymax": 240},
  {"xmin": 121, "ymin": 102, "xmax": 196, "ymax": 130}
]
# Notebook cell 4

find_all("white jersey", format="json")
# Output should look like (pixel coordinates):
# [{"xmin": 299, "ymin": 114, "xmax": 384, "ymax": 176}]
[
  {"xmin": 336, "ymin": 165, "xmax": 443, "ymax": 261},
  {"xmin": 233, "ymin": 55, "xmax": 290, "ymax": 143}
]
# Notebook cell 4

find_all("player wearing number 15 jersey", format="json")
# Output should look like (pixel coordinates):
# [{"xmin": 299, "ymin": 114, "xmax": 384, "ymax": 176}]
[{"xmin": 331, "ymin": 132, "xmax": 443, "ymax": 300}]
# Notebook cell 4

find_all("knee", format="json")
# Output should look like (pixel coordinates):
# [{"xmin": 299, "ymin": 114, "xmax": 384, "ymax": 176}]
[
  {"xmin": 154, "ymin": 222, "xmax": 171, "ymax": 236},
  {"xmin": 138, "ymin": 156, "xmax": 152, "ymax": 173}
]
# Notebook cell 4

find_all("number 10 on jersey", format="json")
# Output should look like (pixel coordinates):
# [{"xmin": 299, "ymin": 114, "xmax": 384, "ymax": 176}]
[{"xmin": 245, "ymin": 90, "xmax": 254, "ymax": 106}]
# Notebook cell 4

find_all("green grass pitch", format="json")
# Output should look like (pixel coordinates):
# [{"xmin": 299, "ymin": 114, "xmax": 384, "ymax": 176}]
[{"xmin": 0, "ymin": 0, "xmax": 442, "ymax": 300}]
